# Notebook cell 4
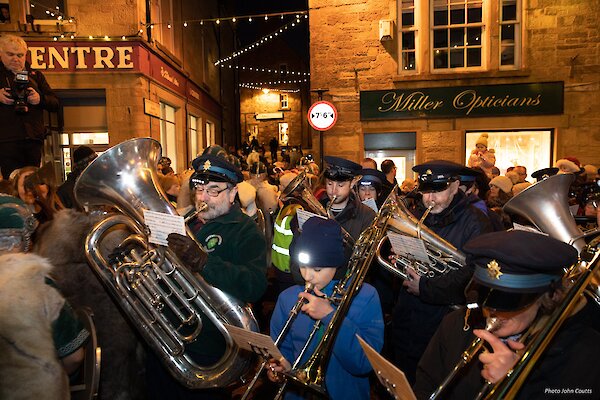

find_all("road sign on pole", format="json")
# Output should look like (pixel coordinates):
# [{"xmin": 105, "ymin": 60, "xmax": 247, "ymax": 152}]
[{"xmin": 308, "ymin": 101, "xmax": 338, "ymax": 131}]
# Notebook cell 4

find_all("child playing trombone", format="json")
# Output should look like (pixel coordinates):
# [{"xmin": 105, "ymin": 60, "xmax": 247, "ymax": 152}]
[{"xmin": 267, "ymin": 217, "xmax": 384, "ymax": 399}]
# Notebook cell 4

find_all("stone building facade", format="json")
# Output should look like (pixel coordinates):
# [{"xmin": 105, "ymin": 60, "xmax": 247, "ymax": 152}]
[
  {"xmin": 0, "ymin": 0, "xmax": 236, "ymax": 175},
  {"xmin": 308, "ymin": 0, "xmax": 600, "ymax": 180}
]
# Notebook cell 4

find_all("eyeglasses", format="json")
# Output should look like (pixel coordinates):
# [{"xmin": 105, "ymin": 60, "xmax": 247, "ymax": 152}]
[{"xmin": 195, "ymin": 186, "xmax": 230, "ymax": 197}]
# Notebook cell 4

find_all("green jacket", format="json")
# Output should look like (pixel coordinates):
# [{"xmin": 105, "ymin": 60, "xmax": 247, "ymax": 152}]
[{"xmin": 189, "ymin": 204, "xmax": 268, "ymax": 358}]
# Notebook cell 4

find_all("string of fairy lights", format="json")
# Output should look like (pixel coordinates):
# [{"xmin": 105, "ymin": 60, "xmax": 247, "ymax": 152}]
[{"xmin": 28, "ymin": 5, "xmax": 309, "ymax": 93}]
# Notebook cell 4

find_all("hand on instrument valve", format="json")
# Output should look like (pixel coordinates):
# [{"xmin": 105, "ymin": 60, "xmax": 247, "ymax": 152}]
[
  {"xmin": 474, "ymin": 329, "xmax": 524, "ymax": 383},
  {"xmin": 266, "ymin": 357, "xmax": 292, "ymax": 383},
  {"xmin": 402, "ymin": 267, "xmax": 421, "ymax": 296},
  {"xmin": 298, "ymin": 288, "xmax": 334, "ymax": 320},
  {"xmin": 167, "ymin": 233, "xmax": 208, "ymax": 273}
]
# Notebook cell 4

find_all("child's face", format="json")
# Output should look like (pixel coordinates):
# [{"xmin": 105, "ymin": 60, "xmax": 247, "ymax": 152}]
[{"xmin": 299, "ymin": 266, "xmax": 336, "ymax": 290}]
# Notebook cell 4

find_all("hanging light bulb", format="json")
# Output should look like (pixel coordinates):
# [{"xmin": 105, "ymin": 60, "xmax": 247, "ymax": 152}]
[
  {"xmin": 183, "ymin": 21, "xmax": 188, "ymax": 27},
  {"xmin": 167, "ymin": 23, "xmax": 171, "ymax": 29},
  {"xmin": 265, "ymin": 15, "xmax": 268, "ymax": 20},
  {"xmin": 232, "ymin": 17, "xmax": 236, "ymax": 22},
  {"xmin": 216, "ymin": 19, "xmax": 220, "ymax": 24},
  {"xmin": 248, "ymin": 17, "xmax": 252, "ymax": 22}
]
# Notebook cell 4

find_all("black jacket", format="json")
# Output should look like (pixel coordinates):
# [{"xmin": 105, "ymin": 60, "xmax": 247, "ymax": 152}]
[
  {"xmin": 0, "ymin": 61, "xmax": 59, "ymax": 142},
  {"xmin": 321, "ymin": 191, "xmax": 376, "ymax": 241},
  {"xmin": 414, "ymin": 308, "xmax": 600, "ymax": 400}
]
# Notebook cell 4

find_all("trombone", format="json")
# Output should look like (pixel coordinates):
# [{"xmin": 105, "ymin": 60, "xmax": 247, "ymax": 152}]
[{"xmin": 240, "ymin": 283, "xmax": 315, "ymax": 400}]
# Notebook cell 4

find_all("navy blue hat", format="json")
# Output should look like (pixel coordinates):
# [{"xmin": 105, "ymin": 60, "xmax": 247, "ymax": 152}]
[
  {"xmin": 464, "ymin": 230, "xmax": 578, "ymax": 311},
  {"xmin": 413, "ymin": 160, "xmax": 464, "ymax": 193},
  {"xmin": 323, "ymin": 156, "xmax": 362, "ymax": 181},
  {"xmin": 531, "ymin": 167, "xmax": 559, "ymax": 182},
  {"xmin": 190, "ymin": 154, "xmax": 243, "ymax": 186},
  {"xmin": 292, "ymin": 217, "xmax": 345, "ymax": 268},
  {"xmin": 358, "ymin": 168, "xmax": 386, "ymax": 191}
]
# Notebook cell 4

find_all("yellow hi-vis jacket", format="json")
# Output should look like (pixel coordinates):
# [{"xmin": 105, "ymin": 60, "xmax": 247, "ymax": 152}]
[{"xmin": 271, "ymin": 204, "xmax": 303, "ymax": 272}]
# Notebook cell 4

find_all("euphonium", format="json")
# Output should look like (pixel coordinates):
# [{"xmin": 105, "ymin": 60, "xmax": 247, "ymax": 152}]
[
  {"xmin": 275, "ymin": 192, "xmax": 398, "ymax": 397},
  {"xmin": 376, "ymin": 196, "xmax": 466, "ymax": 280},
  {"xmin": 74, "ymin": 138, "xmax": 259, "ymax": 388}
]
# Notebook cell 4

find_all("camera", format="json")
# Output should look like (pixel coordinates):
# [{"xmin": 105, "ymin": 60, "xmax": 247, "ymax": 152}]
[{"xmin": 12, "ymin": 70, "xmax": 30, "ymax": 113}]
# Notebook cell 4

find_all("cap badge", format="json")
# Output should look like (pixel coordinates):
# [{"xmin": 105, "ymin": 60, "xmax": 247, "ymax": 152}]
[
  {"xmin": 487, "ymin": 260, "xmax": 503, "ymax": 280},
  {"xmin": 203, "ymin": 160, "xmax": 212, "ymax": 171},
  {"xmin": 426, "ymin": 169, "xmax": 432, "ymax": 175}
]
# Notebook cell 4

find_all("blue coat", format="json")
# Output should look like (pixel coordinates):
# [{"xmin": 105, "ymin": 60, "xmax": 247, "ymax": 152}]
[{"xmin": 270, "ymin": 281, "xmax": 384, "ymax": 400}]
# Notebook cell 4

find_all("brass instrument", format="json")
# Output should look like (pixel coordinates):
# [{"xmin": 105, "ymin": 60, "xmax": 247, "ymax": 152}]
[
  {"xmin": 274, "ymin": 191, "xmax": 399, "ymax": 397},
  {"xmin": 280, "ymin": 170, "xmax": 355, "ymax": 246},
  {"xmin": 240, "ymin": 283, "xmax": 315, "ymax": 400},
  {"xmin": 74, "ymin": 138, "xmax": 259, "ymax": 388},
  {"xmin": 376, "ymin": 195, "xmax": 466, "ymax": 280}
]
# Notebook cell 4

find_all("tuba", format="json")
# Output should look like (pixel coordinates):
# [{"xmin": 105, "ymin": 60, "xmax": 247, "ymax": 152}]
[
  {"xmin": 376, "ymin": 196, "xmax": 466, "ymax": 281},
  {"xmin": 74, "ymin": 138, "xmax": 258, "ymax": 388}
]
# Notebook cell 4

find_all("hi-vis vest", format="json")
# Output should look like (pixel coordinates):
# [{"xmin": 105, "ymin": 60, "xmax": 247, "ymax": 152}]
[{"xmin": 271, "ymin": 204, "xmax": 303, "ymax": 272}]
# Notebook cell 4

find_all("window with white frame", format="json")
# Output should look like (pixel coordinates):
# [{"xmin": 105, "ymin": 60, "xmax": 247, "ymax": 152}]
[
  {"xmin": 432, "ymin": 0, "xmax": 483, "ymax": 70},
  {"xmin": 280, "ymin": 94, "xmax": 289, "ymax": 109},
  {"xmin": 205, "ymin": 120, "xmax": 215, "ymax": 147},
  {"xmin": 188, "ymin": 114, "xmax": 202, "ymax": 161},
  {"xmin": 499, "ymin": 0, "xmax": 520, "ymax": 68},
  {"xmin": 397, "ymin": 0, "xmax": 522, "ymax": 74},
  {"xmin": 160, "ymin": 102, "xmax": 177, "ymax": 171},
  {"xmin": 400, "ymin": 0, "xmax": 417, "ymax": 71}
]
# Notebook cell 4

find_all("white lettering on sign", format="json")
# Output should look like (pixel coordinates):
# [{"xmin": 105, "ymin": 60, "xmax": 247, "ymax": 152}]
[
  {"xmin": 160, "ymin": 66, "xmax": 180, "ymax": 87},
  {"xmin": 27, "ymin": 46, "xmax": 134, "ymax": 70}
]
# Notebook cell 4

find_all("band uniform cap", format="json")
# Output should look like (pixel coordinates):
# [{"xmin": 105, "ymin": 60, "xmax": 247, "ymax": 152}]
[
  {"xmin": 464, "ymin": 230, "xmax": 578, "ymax": 311},
  {"xmin": 412, "ymin": 160, "xmax": 464, "ymax": 193},
  {"xmin": 458, "ymin": 166, "xmax": 482, "ymax": 183},
  {"xmin": 291, "ymin": 217, "xmax": 345, "ymax": 268},
  {"xmin": 531, "ymin": 167, "xmax": 559, "ymax": 182},
  {"xmin": 358, "ymin": 168, "xmax": 386, "ymax": 189},
  {"xmin": 489, "ymin": 176, "xmax": 513, "ymax": 194},
  {"xmin": 323, "ymin": 156, "xmax": 362, "ymax": 181},
  {"xmin": 190, "ymin": 154, "xmax": 243, "ymax": 185}
]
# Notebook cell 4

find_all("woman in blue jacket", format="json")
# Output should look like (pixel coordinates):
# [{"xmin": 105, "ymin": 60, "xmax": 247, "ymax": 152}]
[{"xmin": 268, "ymin": 217, "xmax": 384, "ymax": 399}]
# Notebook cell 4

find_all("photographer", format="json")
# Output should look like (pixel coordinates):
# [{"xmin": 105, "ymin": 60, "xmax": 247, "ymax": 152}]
[{"xmin": 0, "ymin": 34, "xmax": 59, "ymax": 179}]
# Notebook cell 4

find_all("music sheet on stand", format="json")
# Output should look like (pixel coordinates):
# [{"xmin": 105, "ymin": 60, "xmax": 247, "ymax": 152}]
[
  {"xmin": 386, "ymin": 231, "xmax": 430, "ymax": 264},
  {"xmin": 224, "ymin": 324, "xmax": 286, "ymax": 362}
]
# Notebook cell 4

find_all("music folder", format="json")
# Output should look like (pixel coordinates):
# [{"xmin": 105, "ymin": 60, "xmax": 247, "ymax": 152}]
[
  {"xmin": 224, "ymin": 323, "xmax": 285, "ymax": 362},
  {"xmin": 357, "ymin": 335, "xmax": 416, "ymax": 400}
]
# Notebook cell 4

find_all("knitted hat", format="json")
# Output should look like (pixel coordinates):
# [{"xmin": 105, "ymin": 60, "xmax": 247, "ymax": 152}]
[
  {"xmin": 512, "ymin": 182, "xmax": 532, "ymax": 196},
  {"xmin": 583, "ymin": 164, "xmax": 598, "ymax": 178},
  {"xmin": 475, "ymin": 133, "xmax": 489, "ymax": 148},
  {"xmin": 72, "ymin": 145, "xmax": 97, "ymax": 166},
  {"xmin": 0, "ymin": 195, "xmax": 38, "ymax": 253},
  {"xmin": 555, "ymin": 159, "xmax": 582, "ymax": 174},
  {"xmin": 489, "ymin": 176, "xmax": 513, "ymax": 194},
  {"xmin": 291, "ymin": 217, "xmax": 345, "ymax": 268}
]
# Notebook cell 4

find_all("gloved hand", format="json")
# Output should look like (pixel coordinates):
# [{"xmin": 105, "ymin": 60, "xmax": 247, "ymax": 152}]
[{"xmin": 167, "ymin": 233, "xmax": 208, "ymax": 273}]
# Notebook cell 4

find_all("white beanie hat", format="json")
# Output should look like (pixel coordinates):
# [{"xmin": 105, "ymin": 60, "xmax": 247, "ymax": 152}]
[
  {"xmin": 475, "ymin": 133, "xmax": 489, "ymax": 148},
  {"xmin": 505, "ymin": 170, "xmax": 519, "ymax": 185},
  {"xmin": 555, "ymin": 159, "xmax": 581, "ymax": 174},
  {"xmin": 489, "ymin": 175, "xmax": 513, "ymax": 194},
  {"xmin": 237, "ymin": 181, "xmax": 257, "ymax": 216}
]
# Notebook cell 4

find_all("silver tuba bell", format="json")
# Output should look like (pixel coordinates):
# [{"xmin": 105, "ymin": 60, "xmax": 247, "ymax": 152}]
[
  {"xmin": 74, "ymin": 138, "xmax": 258, "ymax": 388},
  {"xmin": 376, "ymin": 196, "xmax": 466, "ymax": 280}
]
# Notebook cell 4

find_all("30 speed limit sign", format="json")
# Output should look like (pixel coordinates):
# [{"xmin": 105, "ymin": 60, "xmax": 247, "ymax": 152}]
[{"xmin": 308, "ymin": 101, "xmax": 338, "ymax": 131}]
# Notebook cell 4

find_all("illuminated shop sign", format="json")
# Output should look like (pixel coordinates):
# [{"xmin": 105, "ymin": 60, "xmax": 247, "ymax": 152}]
[{"xmin": 360, "ymin": 82, "xmax": 563, "ymax": 120}]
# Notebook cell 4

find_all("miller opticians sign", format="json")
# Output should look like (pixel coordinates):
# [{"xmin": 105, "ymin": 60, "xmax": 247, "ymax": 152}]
[{"xmin": 360, "ymin": 82, "xmax": 563, "ymax": 120}]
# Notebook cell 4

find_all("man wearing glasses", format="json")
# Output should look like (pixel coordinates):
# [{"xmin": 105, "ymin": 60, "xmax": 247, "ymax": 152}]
[{"xmin": 148, "ymin": 153, "xmax": 267, "ymax": 400}]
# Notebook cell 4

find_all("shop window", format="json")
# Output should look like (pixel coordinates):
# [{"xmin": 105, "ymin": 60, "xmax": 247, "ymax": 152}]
[
  {"xmin": 465, "ymin": 130, "xmax": 552, "ymax": 176},
  {"xmin": 1, "ymin": 2, "xmax": 10, "ymax": 23},
  {"xmin": 205, "ymin": 120, "xmax": 215, "ymax": 147},
  {"xmin": 397, "ymin": 0, "xmax": 522, "ymax": 74},
  {"xmin": 280, "ymin": 94, "xmax": 289, "ymax": 110},
  {"xmin": 279, "ymin": 123, "xmax": 289, "ymax": 146},
  {"xmin": 188, "ymin": 114, "xmax": 202, "ymax": 161},
  {"xmin": 160, "ymin": 102, "xmax": 177, "ymax": 171},
  {"xmin": 28, "ymin": 0, "xmax": 66, "ymax": 21}
]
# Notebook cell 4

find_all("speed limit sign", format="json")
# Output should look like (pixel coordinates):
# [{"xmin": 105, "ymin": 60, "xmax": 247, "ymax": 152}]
[{"xmin": 308, "ymin": 101, "xmax": 338, "ymax": 131}]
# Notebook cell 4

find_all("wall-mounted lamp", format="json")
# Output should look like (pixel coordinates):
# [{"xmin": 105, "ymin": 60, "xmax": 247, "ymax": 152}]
[{"xmin": 379, "ymin": 19, "xmax": 394, "ymax": 42}]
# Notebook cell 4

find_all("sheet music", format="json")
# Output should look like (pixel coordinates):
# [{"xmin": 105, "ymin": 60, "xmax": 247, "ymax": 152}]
[
  {"xmin": 357, "ymin": 335, "xmax": 416, "ymax": 400},
  {"xmin": 224, "ymin": 324, "xmax": 286, "ymax": 362},
  {"xmin": 143, "ymin": 209, "xmax": 187, "ymax": 246},
  {"xmin": 296, "ymin": 209, "xmax": 327, "ymax": 230},
  {"xmin": 511, "ymin": 223, "xmax": 547, "ymax": 235},
  {"xmin": 386, "ymin": 231, "xmax": 430, "ymax": 264},
  {"xmin": 362, "ymin": 198, "xmax": 378, "ymax": 212}
]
